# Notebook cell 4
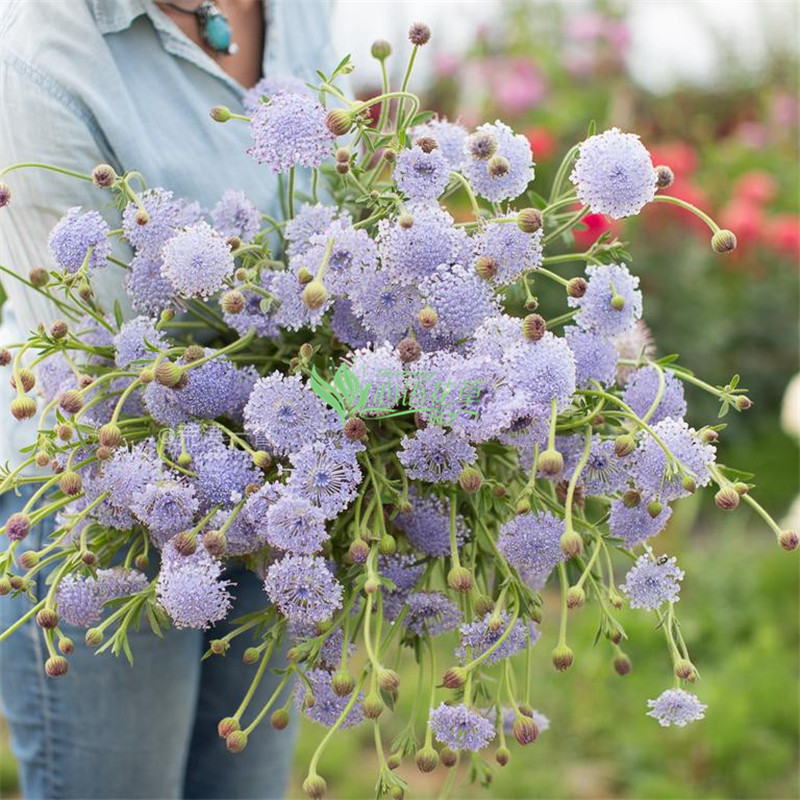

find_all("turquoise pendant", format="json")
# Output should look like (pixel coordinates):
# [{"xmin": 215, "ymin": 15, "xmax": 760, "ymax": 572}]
[{"xmin": 197, "ymin": 1, "xmax": 238, "ymax": 55}]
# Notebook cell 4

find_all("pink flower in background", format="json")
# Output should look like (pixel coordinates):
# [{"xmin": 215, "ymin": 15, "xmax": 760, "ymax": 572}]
[
  {"xmin": 734, "ymin": 171, "xmax": 778, "ymax": 207},
  {"xmin": 433, "ymin": 52, "xmax": 459, "ymax": 78},
  {"xmin": 770, "ymin": 92, "xmax": 799, "ymax": 130},
  {"xmin": 488, "ymin": 57, "xmax": 547, "ymax": 115},
  {"xmin": 767, "ymin": 215, "xmax": 800, "ymax": 260}
]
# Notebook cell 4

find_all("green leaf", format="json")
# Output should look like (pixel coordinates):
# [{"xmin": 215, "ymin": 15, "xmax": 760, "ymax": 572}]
[
  {"xmin": 113, "ymin": 300, "xmax": 124, "ymax": 328},
  {"xmin": 587, "ymin": 119, "xmax": 597, "ymax": 136}
]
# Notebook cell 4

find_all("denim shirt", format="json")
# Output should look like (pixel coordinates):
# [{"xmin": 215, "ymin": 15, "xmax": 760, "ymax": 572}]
[{"xmin": 0, "ymin": 0, "xmax": 336, "ymax": 466}]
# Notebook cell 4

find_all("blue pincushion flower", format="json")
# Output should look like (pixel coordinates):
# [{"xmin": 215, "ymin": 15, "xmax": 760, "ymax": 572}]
[
  {"xmin": 296, "ymin": 668, "xmax": 364, "ymax": 729},
  {"xmin": 56, "ymin": 568, "xmax": 148, "ymax": 628},
  {"xmin": 243, "ymin": 481, "xmax": 283, "ymax": 532},
  {"xmin": 285, "ymin": 204, "xmax": 339, "ymax": 260},
  {"xmin": 564, "ymin": 326, "xmax": 618, "ymax": 389},
  {"xmin": 380, "ymin": 553, "xmax": 425, "ymax": 620},
  {"xmin": 264, "ymin": 494, "xmax": 328, "ymax": 554},
  {"xmin": 243, "ymin": 74, "xmax": 311, "ymax": 113},
  {"xmin": 568, "ymin": 263, "xmax": 642, "ymax": 337},
  {"xmin": 647, "ymin": 689, "xmax": 707, "ymax": 727},
  {"xmin": 192, "ymin": 444, "xmax": 261, "ymax": 510},
  {"xmin": 264, "ymin": 554, "xmax": 343, "ymax": 625},
  {"xmin": 244, "ymin": 372, "xmax": 332, "ymax": 457},
  {"xmin": 394, "ymin": 145, "xmax": 451, "ymax": 202},
  {"xmin": 36, "ymin": 354, "xmax": 75, "ymax": 403},
  {"xmin": 609, "ymin": 497, "xmax": 673, "ymax": 548},
  {"xmin": 456, "ymin": 612, "xmax": 536, "ymax": 665},
  {"xmin": 404, "ymin": 591, "xmax": 461, "ymax": 636},
  {"xmin": 570, "ymin": 128, "xmax": 657, "ymax": 219},
  {"xmin": 398, "ymin": 426, "xmax": 477, "ymax": 484},
  {"xmin": 269, "ymin": 270, "xmax": 331, "ymax": 331},
  {"xmin": 394, "ymin": 489, "xmax": 470, "ymax": 557},
  {"xmin": 564, "ymin": 438, "xmax": 630, "ymax": 496},
  {"xmin": 161, "ymin": 221, "xmax": 234, "ymax": 299},
  {"xmin": 630, "ymin": 418, "xmax": 715, "ymax": 501},
  {"xmin": 287, "ymin": 439, "xmax": 363, "ymax": 519},
  {"xmin": 349, "ymin": 267, "xmax": 422, "ymax": 343},
  {"xmin": 143, "ymin": 382, "xmax": 191, "ymax": 427},
  {"xmin": 247, "ymin": 91, "xmax": 334, "ymax": 172},
  {"xmin": 622, "ymin": 365, "xmax": 687, "ymax": 424},
  {"xmin": 429, "ymin": 703, "xmax": 496, "ymax": 752},
  {"xmin": 349, "ymin": 344, "xmax": 405, "ymax": 415},
  {"xmin": 472, "ymin": 221, "xmax": 543, "ymax": 285},
  {"xmin": 621, "ymin": 553, "xmax": 684, "ymax": 610},
  {"xmin": 498, "ymin": 510, "xmax": 565, "ymax": 575},
  {"xmin": 48, "ymin": 207, "xmax": 111, "ymax": 273},
  {"xmin": 330, "ymin": 300, "xmax": 372, "ymax": 349},
  {"xmin": 122, "ymin": 188, "xmax": 204, "ymax": 257},
  {"xmin": 176, "ymin": 353, "xmax": 257, "ymax": 421},
  {"xmin": 411, "ymin": 117, "xmax": 468, "ymax": 170},
  {"xmin": 157, "ymin": 541, "xmax": 233, "ymax": 629},
  {"xmin": 126, "ymin": 253, "xmax": 178, "ymax": 316},
  {"xmin": 131, "ymin": 479, "xmax": 199, "ymax": 547},
  {"xmin": 113, "ymin": 316, "xmax": 166, "ymax": 370},
  {"xmin": 211, "ymin": 189, "xmax": 261, "ymax": 243},
  {"xmin": 462, "ymin": 121, "xmax": 534, "ymax": 202}
]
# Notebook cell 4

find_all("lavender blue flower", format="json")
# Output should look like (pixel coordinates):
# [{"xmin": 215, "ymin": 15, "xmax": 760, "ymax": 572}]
[
  {"xmin": 264, "ymin": 554, "xmax": 343, "ymax": 624},
  {"xmin": 472, "ymin": 222, "xmax": 543, "ymax": 285},
  {"xmin": 608, "ymin": 498, "xmax": 673, "ymax": 548},
  {"xmin": 264, "ymin": 494, "xmax": 328, "ymax": 554},
  {"xmin": 56, "ymin": 568, "xmax": 148, "ymax": 628},
  {"xmin": 48, "ymin": 207, "xmax": 111, "ymax": 273},
  {"xmin": 380, "ymin": 553, "xmax": 425, "ymax": 620},
  {"xmin": 131, "ymin": 479, "xmax": 199, "ymax": 547},
  {"xmin": 621, "ymin": 553, "xmax": 684, "ymax": 610},
  {"xmin": 113, "ymin": 316, "xmax": 166, "ymax": 370},
  {"xmin": 296, "ymin": 668, "xmax": 364, "ymax": 729},
  {"xmin": 176, "ymin": 353, "xmax": 257, "ymax": 421},
  {"xmin": 613, "ymin": 321, "xmax": 656, "ymax": 384},
  {"xmin": 242, "ymin": 481, "xmax": 284, "ymax": 532},
  {"xmin": 243, "ymin": 74, "xmax": 312, "ymax": 113},
  {"xmin": 157, "ymin": 541, "xmax": 233, "ymax": 629},
  {"xmin": 126, "ymin": 252, "xmax": 178, "ymax": 316},
  {"xmin": 398, "ymin": 426, "xmax": 477, "ymax": 484},
  {"xmin": 411, "ymin": 118, "xmax": 468, "ymax": 170},
  {"xmin": 647, "ymin": 689, "xmax": 707, "ymax": 727},
  {"xmin": 349, "ymin": 344, "xmax": 405, "ymax": 415},
  {"xmin": 122, "ymin": 188, "xmax": 204, "ymax": 257},
  {"xmin": 630, "ymin": 418, "xmax": 715, "ymax": 501},
  {"xmin": 568, "ymin": 263, "xmax": 643, "ymax": 337},
  {"xmin": 330, "ymin": 300, "xmax": 372, "ymax": 349},
  {"xmin": 462, "ymin": 121, "xmax": 534, "ymax": 202},
  {"xmin": 394, "ymin": 489, "xmax": 470, "ymax": 557},
  {"xmin": 404, "ymin": 591, "xmax": 461, "ymax": 636},
  {"xmin": 247, "ymin": 91, "xmax": 334, "ymax": 172},
  {"xmin": 161, "ymin": 221, "xmax": 234, "ymax": 299},
  {"xmin": 244, "ymin": 372, "xmax": 332, "ymax": 457},
  {"xmin": 498, "ymin": 510, "xmax": 565, "ymax": 575},
  {"xmin": 349, "ymin": 267, "xmax": 422, "ymax": 343},
  {"xmin": 394, "ymin": 146, "xmax": 451, "ymax": 202},
  {"xmin": 36, "ymin": 354, "xmax": 75, "ymax": 403},
  {"xmin": 206, "ymin": 508, "xmax": 263, "ymax": 556},
  {"xmin": 211, "ymin": 189, "xmax": 261, "ymax": 243},
  {"xmin": 456, "ymin": 612, "xmax": 536, "ymax": 665},
  {"xmin": 564, "ymin": 326, "xmax": 618, "ymax": 389},
  {"xmin": 269, "ymin": 270, "xmax": 331, "ymax": 331},
  {"xmin": 622, "ymin": 366, "xmax": 687, "ymax": 424},
  {"xmin": 570, "ymin": 128, "xmax": 657, "ymax": 219},
  {"xmin": 285, "ymin": 204, "xmax": 340, "ymax": 260},
  {"xmin": 192, "ymin": 444, "xmax": 261, "ymax": 510},
  {"xmin": 564, "ymin": 438, "xmax": 630, "ymax": 496},
  {"xmin": 143, "ymin": 382, "xmax": 191, "ymax": 427},
  {"xmin": 429, "ymin": 703, "xmax": 496, "ymax": 751}
]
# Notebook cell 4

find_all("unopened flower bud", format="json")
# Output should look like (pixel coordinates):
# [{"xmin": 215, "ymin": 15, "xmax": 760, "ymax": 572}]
[
  {"xmin": 5, "ymin": 512, "xmax": 31, "ymax": 542},
  {"xmin": 96, "ymin": 446, "xmax": 113, "ymax": 461},
  {"xmin": 344, "ymin": 417, "xmax": 367, "ymax": 441},
  {"xmin": 203, "ymin": 530, "xmax": 227, "ymax": 557},
  {"xmin": 614, "ymin": 434, "xmax": 636, "ymax": 458},
  {"xmin": 447, "ymin": 565, "xmax": 473, "ymax": 593},
  {"xmin": 538, "ymin": 448, "xmax": 563, "ymax": 477},
  {"xmin": 700, "ymin": 428, "xmax": 719, "ymax": 444},
  {"xmin": 735, "ymin": 395, "xmax": 752, "ymax": 411},
  {"xmin": 397, "ymin": 212, "xmax": 414, "ymax": 229},
  {"xmin": 210, "ymin": 105, "xmax": 232, "ymax": 122},
  {"xmin": 417, "ymin": 306, "xmax": 438, "ymax": 330},
  {"xmin": 221, "ymin": 290, "xmax": 245, "ymax": 314},
  {"xmin": 173, "ymin": 531, "xmax": 197, "ymax": 556},
  {"xmin": 226, "ymin": 730, "xmax": 248, "ymax": 753},
  {"xmin": 19, "ymin": 550, "xmax": 39, "ymax": 569},
  {"xmin": 362, "ymin": 693, "xmax": 384, "ymax": 719},
  {"xmin": 646, "ymin": 499, "xmax": 663, "ymax": 518},
  {"xmin": 513, "ymin": 715, "xmax": 539, "ymax": 745},
  {"xmin": 364, "ymin": 577, "xmax": 380, "ymax": 594},
  {"xmin": 0, "ymin": 576, "xmax": 12, "ymax": 595},
  {"xmin": 155, "ymin": 361, "xmax": 183, "ymax": 387},
  {"xmin": 0, "ymin": 348, "xmax": 11, "ymax": 367},
  {"xmin": 458, "ymin": 467, "xmax": 482, "ymax": 494},
  {"xmin": 335, "ymin": 161, "xmax": 349, "ymax": 175},
  {"xmin": 516, "ymin": 497, "xmax": 531, "ymax": 514},
  {"xmin": 567, "ymin": 277, "xmax": 587, "ymax": 298},
  {"xmin": 81, "ymin": 550, "xmax": 97, "ymax": 566},
  {"xmin": 252, "ymin": 450, "xmax": 271, "ymax": 469},
  {"xmin": 441, "ymin": 666, "xmax": 467, "ymax": 689},
  {"xmin": 91, "ymin": 163, "xmax": 117, "ymax": 188},
  {"xmin": 614, "ymin": 653, "xmax": 632, "ymax": 676},
  {"xmin": 378, "ymin": 668, "xmax": 400, "ymax": 693},
  {"xmin": 134, "ymin": 554, "xmax": 149, "ymax": 570},
  {"xmin": 416, "ymin": 746, "xmax": 439, "ymax": 773},
  {"xmin": 217, "ymin": 717, "xmax": 240, "ymax": 738},
  {"xmin": 622, "ymin": 489, "xmax": 641, "ymax": 508},
  {"xmin": 10, "ymin": 368, "xmax": 35, "ymax": 392},
  {"xmin": 0, "ymin": 182, "xmax": 11, "ymax": 207},
  {"xmin": 396, "ymin": 337, "xmax": 422, "ymax": 363},
  {"xmin": 496, "ymin": 746, "xmax": 511, "ymax": 766},
  {"xmin": 29, "ymin": 266, "xmax": 49, "ymax": 287},
  {"xmin": 332, "ymin": 670, "xmax": 355, "ymax": 697},
  {"xmin": 49, "ymin": 320, "xmax": 68, "ymax": 339},
  {"xmin": 733, "ymin": 482, "xmax": 749, "ymax": 495},
  {"xmin": 242, "ymin": 647, "xmax": 260, "ymax": 665},
  {"xmin": 371, "ymin": 39, "xmax": 392, "ymax": 60},
  {"xmin": 566, "ymin": 586, "xmax": 585, "ymax": 609},
  {"xmin": 408, "ymin": 21, "xmax": 431, "ymax": 45},
  {"xmin": 11, "ymin": 395, "xmax": 37, "ymax": 420},
  {"xmin": 715, "ymin": 486, "xmax": 740, "ymax": 510},
  {"xmin": 474, "ymin": 594, "xmax": 494, "ymax": 616},
  {"xmin": 517, "ymin": 208, "xmax": 543, "ymax": 234},
  {"xmin": 654, "ymin": 165, "xmax": 674, "ymax": 189},
  {"xmin": 551, "ymin": 644, "xmax": 574, "ymax": 672},
  {"xmin": 560, "ymin": 530, "xmax": 583, "ymax": 559},
  {"xmin": 59, "ymin": 471, "xmax": 82, "ymax": 496},
  {"xmin": 325, "ymin": 109, "xmax": 353, "ymax": 137},
  {"xmin": 348, "ymin": 538, "xmax": 369, "ymax": 564},
  {"xmin": 487, "ymin": 155, "xmax": 510, "ymax": 177},
  {"xmin": 779, "ymin": 530, "xmax": 799, "ymax": 551},
  {"xmin": 302, "ymin": 281, "xmax": 328, "ymax": 311},
  {"xmin": 520, "ymin": 312, "xmax": 549, "ymax": 343},
  {"xmin": 85, "ymin": 626, "xmax": 103, "ymax": 648},
  {"xmin": 469, "ymin": 131, "xmax": 497, "ymax": 160},
  {"xmin": 209, "ymin": 639, "xmax": 229, "ymax": 655},
  {"xmin": 386, "ymin": 754, "xmax": 401, "ymax": 771},
  {"xmin": 36, "ymin": 608, "xmax": 59, "ymax": 629},
  {"xmin": 440, "ymin": 747, "xmax": 458, "ymax": 768},
  {"xmin": 674, "ymin": 658, "xmax": 697, "ymax": 681},
  {"xmin": 302, "ymin": 774, "xmax": 327, "ymax": 800},
  {"xmin": 45, "ymin": 656, "xmax": 69, "ymax": 677},
  {"xmin": 59, "ymin": 637, "xmax": 75, "ymax": 655},
  {"xmin": 378, "ymin": 533, "xmax": 396, "ymax": 556},
  {"xmin": 474, "ymin": 255, "xmax": 498, "ymax": 280},
  {"xmin": 610, "ymin": 293, "xmax": 626, "ymax": 311},
  {"xmin": 711, "ymin": 229, "xmax": 737, "ymax": 254}
]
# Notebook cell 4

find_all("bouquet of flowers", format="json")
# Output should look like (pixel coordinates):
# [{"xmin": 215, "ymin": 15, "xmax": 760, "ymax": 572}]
[{"xmin": 0, "ymin": 22, "xmax": 795, "ymax": 799}]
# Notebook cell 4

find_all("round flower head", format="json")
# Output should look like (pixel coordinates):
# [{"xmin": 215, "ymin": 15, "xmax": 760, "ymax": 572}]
[
  {"xmin": 429, "ymin": 703, "xmax": 496, "ymax": 752},
  {"xmin": 113, "ymin": 316, "xmax": 166, "ymax": 370},
  {"xmin": 126, "ymin": 253, "xmax": 178, "ymax": 316},
  {"xmin": 192, "ymin": 444, "xmax": 261, "ymax": 510},
  {"xmin": 462, "ymin": 121, "xmax": 534, "ymax": 202},
  {"xmin": 269, "ymin": 270, "xmax": 330, "ymax": 331},
  {"xmin": 349, "ymin": 266, "xmax": 422, "ymax": 343},
  {"xmin": 622, "ymin": 365, "xmax": 687, "ymax": 424},
  {"xmin": 349, "ymin": 344, "xmax": 405, "ymax": 416},
  {"xmin": 242, "ymin": 481, "xmax": 284, "ymax": 532},
  {"xmin": 564, "ymin": 438, "xmax": 630, "ymax": 496},
  {"xmin": 36, "ymin": 354, "xmax": 75, "ymax": 403},
  {"xmin": 157, "ymin": 541, "xmax": 233, "ymax": 629},
  {"xmin": 404, "ymin": 591, "xmax": 461, "ymax": 637},
  {"xmin": 456, "ymin": 612, "xmax": 535, "ymax": 665},
  {"xmin": 569, "ymin": 263, "xmax": 642, "ymax": 337},
  {"xmin": 609, "ymin": 497, "xmax": 673, "ymax": 548},
  {"xmin": 206, "ymin": 508, "xmax": 263, "ymax": 556},
  {"xmin": 285, "ymin": 203, "xmax": 339, "ymax": 260},
  {"xmin": 243, "ymin": 74, "xmax": 311, "ymax": 113},
  {"xmin": 621, "ymin": 553, "xmax": 684, "ymax": 610},
  {"xmin": 122, "ymin": 188, "xmax": 204, "ymax": 257},
  {"xmin": 419, "ymin": 263, "xmax": 498, "ymax": 343},
  {"xmin": 164, "ymin": 421, "xmax": 226, "ymax": 463},
  {"xmin": 48, "ymin": 207, "xmax": 111, "ymax": 273},
  {"xmin": 143, "ymin": 382, "xmax": 191, "ymax": 427},
  {"xmin": 210, "ymin": 189, "xmax": 261, "ymax": 243},
  {"xmin": 498, "ymin": 510, "xmax": 565, "ymax": 575},
  {"xmin": 296, "ymin": 668, "xmax": 364, "ymax": 729},
  {"xmin": 247, "ymin": 91, "xmax": 334, "ymax": 172},
  {"xmin": 380, "ymin": 553, "xmax": 425, "ymax": 620},
  {"xmin": 394, "ymin": 145, "xmax": 450, "ymax": 202},
  {"xmin": 57, "ymin": 568, "xmax": 147, "ymax": 628},
  {"xmin": 176, "ymin": 353, "xmax": 257, "ymax": 420},
  {"xmin": 161, "ymin": 221, "xmax": 234, "ymax": 299},
  {"xmin": 411, "ymin": 118, "xmax": 468, "ymax": 170},
  {"xmin": 468, "ymin": 314, "xmax": 525, "ymax": 362},
  {"xmin": 472, "ymin": 222, "xmax": 543, "ymax": 285},
  {"xmin": 244, "ymin": 372, "xmax": 331, "ymax": 457},
  {"xmin": 131, "ymin": 479, "xmax": 199, "ymax": 547},
  {"xmin": 264, "ymin": 554, "xmax": 343, "ymax": 625},
  {"xmin": 223, "ymin": 283, "xmax": 280, "ymax": 339},
  {"xmin": 647, "ymin": 689, "xmax": 707, "ymax": 728},
  {"xmin": 331, "ymin": 300, "xmax": 372, "ymax": 349},
  {"xmin": 630, "ymin": 418, "xmax": 715, "ymax": 501},
  {"xmin": 264, "ymin": 494, "xmax": 328, "ymax": 554},
  {"xmin": 287, "ymin": 439, "xmax": 363, "ymax": 518},
  {"xmin": 377, "ymin": 205, "xmax": 470, "ymax": 282},
  {"xmin": 398, "ymin": 426, "xmax": 477, "ymax": 484},
  {"xmin": 394, "ymin": 489, "xmax": 470, "ymax": 557},
  {"xmin": 570, "ymin": 128, "xmax": 657, "ymax": 219},
  {"xmin": 564, "ymin": 326, "xmax": 618, "ymax": 389},
  {"xmin": 505, "ymin": 332, "xmax": 577, "ymax": 415}
]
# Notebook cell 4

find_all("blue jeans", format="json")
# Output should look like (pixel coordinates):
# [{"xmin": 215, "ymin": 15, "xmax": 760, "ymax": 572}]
[{"xmin": 0, "ymin": 490, "xmax": 296, "ymax": 799}]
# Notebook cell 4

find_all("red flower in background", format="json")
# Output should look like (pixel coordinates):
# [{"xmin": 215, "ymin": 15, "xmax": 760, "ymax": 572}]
[
  {"xmin": 766, "ymin": 215, "xmax": 800, "ymax": 261},
  {"xmin": 525, "ymin": 127, "xmax": 557, "ymax": 162},
  {"xmin": 734, "ymin": 171, "xmax": 778, "ymax": 206},
  {"xmin": 573, "ymin": 209, "xmax": 619, "ymax": 248},
  {"xmin": 648, "ymin": 142, "xmax": 698, "ymax": 177}
]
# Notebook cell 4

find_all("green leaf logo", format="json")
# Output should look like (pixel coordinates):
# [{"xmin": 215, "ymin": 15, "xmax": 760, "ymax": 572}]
[{"xmin": 310, "ymin": 365, "xmax": 348, "ymax": 424}]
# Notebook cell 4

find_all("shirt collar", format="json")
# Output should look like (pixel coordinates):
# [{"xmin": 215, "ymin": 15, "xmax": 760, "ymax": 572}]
[{"xmin": 89, "ymin": 0, "xmax": 150, "ymax": 34}]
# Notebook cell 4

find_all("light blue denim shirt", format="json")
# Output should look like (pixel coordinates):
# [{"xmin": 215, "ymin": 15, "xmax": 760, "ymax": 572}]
[{"xmin": 0, "ymin": 0, "xmax": 337, "ymax": 467}]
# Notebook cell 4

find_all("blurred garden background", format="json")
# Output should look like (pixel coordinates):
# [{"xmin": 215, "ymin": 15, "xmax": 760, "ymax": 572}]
[{"xmin": 2, "ymin": 1, "xmax": 799, "ymax": 798}]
